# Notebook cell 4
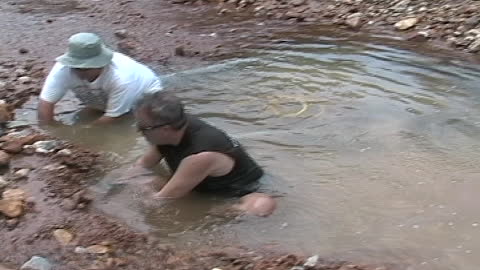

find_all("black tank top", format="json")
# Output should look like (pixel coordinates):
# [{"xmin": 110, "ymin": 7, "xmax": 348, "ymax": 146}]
[{"xmin": 157, "ymin": 115, "xmax": 264, "ymax": 193}]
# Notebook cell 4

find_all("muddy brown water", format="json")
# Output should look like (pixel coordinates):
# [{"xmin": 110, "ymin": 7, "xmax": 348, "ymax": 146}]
[{"xmin": 16, "ymin": 32, "xmax": 480, "ymax": 270}]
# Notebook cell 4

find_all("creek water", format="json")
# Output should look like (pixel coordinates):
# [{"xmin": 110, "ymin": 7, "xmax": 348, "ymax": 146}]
[{"xmin": 16, "ymin": 33, "xmax": 480, "ymax": 270}]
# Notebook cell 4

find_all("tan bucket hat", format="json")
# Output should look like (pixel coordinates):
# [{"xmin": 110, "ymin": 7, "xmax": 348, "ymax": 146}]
[{"xmin": 56, "ymin": 32, "xmax": 113, "ymax": 68}]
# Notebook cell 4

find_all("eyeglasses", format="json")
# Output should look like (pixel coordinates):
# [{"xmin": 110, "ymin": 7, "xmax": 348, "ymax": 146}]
[{"xmin": 136, "ymin": 122, "xmax": 170, "ymax": 133}]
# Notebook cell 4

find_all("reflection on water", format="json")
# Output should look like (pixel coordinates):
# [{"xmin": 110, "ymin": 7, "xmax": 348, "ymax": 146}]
[{"xmin": 17, "ymin": 32, "xmax": 480, "ymax": 270}]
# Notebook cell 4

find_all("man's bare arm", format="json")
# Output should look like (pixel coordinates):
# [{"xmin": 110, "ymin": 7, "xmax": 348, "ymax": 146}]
[
  {"xmin": 155, "ymin": 152, "xmax": 234, "ymax": 199},
  {"xmin": 37, "ymin": 99, "xmax": 56, "ymax": 124}
]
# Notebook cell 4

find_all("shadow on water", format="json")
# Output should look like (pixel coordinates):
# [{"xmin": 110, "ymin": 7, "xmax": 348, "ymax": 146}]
[{"xmin": 16, "ymin": 30, "xmax": 480, "ymax": 269}]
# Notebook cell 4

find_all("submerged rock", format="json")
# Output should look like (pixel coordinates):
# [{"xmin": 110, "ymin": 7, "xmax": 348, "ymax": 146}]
[{"xmin": 20, "ymin": 256, "xmax": 52, "ymax": 270}]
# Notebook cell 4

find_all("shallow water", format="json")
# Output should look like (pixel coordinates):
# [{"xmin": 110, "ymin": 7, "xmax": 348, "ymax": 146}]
[{"xmin": 17, "ymin": 32, "xmax": 480, "ymax": 269}]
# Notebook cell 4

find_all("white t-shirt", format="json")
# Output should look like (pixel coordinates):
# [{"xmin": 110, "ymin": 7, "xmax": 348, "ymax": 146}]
[{"xmin": 40, "ymin": 52, "xmax": 163, "ymax": 117}]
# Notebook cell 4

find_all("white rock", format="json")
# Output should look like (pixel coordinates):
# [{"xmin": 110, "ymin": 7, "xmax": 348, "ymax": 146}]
[
  {"xmin": 21, "ymin": 256, "xmax": 52, "ymax": 270},
  {"xmin": 304, "ymin": 255, "xmax": 319, "ymax": 267},
  {"xmin": 43, "ymin": 164, "xmax": 66, "ymax": 171},
  {"xmin": 0, "ymin": 176, "xmax": 8, "ymax": 188},
  {"xmin": 14, "ymin": 68, "xmax": 27, "ymax": 77},
  {"xmin": 465, "ymin": 29, "xmax": 480, "ymax": 37},
  {"xmin": 74, "ymin": 246, "xmax": 88, "ymax": 254},
  {"xmin": 394, "ymin": 17, "xmax": 419, "ymax": 30},
  {"xmin": 18, "ymin": 76, "xmax": 32, "ymax": 84},
  {"xmin": 32, "ymin": 140, "xmax": 59, "ymax": 153},
  {"xmin": 15, "ymin": 168, "xmax": 30, "ymax": 178}
]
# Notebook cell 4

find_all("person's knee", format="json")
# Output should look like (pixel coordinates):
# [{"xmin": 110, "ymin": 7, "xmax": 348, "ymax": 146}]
[{"xmin": 237, "ymin": 193, "xmax": 277, "ymax": 217}]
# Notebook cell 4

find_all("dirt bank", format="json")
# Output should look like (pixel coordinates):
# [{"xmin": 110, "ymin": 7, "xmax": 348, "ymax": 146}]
[{"xmin": 207, "ymin": 0, "xmax": 480, "ymax": 60}]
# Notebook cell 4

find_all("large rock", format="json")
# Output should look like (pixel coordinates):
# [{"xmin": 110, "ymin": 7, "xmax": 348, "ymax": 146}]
[
  {"xmin": 0, "ymin": 199, "xmax": 23, "ymax": 217},
  {"xmin": 394, "ymin": 17, "xmax": 419, "ymax": 30},
  {"xmin": 0, "ymin": 150, "xmax": 11, "ymax": 167},
  {"xmin": 20, "ymin": 256, "xmax": 52, "ymax": 270}
]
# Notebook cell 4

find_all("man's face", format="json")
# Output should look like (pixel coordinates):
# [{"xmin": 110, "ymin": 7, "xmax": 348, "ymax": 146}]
[
  {"xmin": 72, "ymin": 68, "xmax": 103, "ymax": 82},
  {"xmin": 135, "ymin": 110, "xmax": 172, "ymax": 145}
]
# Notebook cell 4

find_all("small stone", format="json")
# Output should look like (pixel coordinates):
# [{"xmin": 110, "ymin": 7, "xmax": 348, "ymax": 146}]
[
  {"xmin": 0, "ymin": 200, "xmax": 24, "ymax": 217},
  {"xmin": 465, "ymin": 29, "xmax": 480, "ymax": 37},
  {"xmin": 20, "ymin": 256, "xmax": 52, "ymax": 270},
  {"xmin": 218, "ymin": 8, "xmax": 229, "ymax": 15},
  {"xmin": 19, "ymin": 48, "xmax": 29, "ymax": 54},
  {"xmin": 53, "ymin": 229, "xmax": 74, "ymax": 245},
  {"xmin": 3, "ymin": 188, "xmax": 26, "ymax": 201},
  {"xmin": 0, "ymin": 151, "xmax": 11, "ymax": 167},
  {"xmin": 304, "ymin": 255, "xmax": 319, "ymax": 268},
  {"xmin": 56, "ymin": 149, "xmax": 72, "ymax": 156},
  {"xmin": 74, "ymin": 246, "xmax": 88, "ymax": 254},
  {"xmin": 174, "ymin": 46, "xmax": 185, "ymax": 56},
  {"xmin": 467, "ymin": 39, "xmax": 480, "ymax": 53},
  {"xmin": 14, "ymin": 168, "xmax": 30, "ymax": 178},
  {"xmin": 61, "ymin": 199, "xmax": 77, "ymax": 211},
  {"xmin": 42, "ymin": 164, "xmax": 66, "ymax": 171},
  {"xmin": 407, "ymin": 31, "xmax": 430, "ymax": 41},
  {"xmin": 86, "ymin": 244, "xmax": 111, "ymax": 254},
  {"xmin": 32, "ymin": 140, "xmax": 59, "ymax": 153},
  {"xmin": 76, "ymin": 202, "xmax": 86, "ymax": 209},
  {"xmin": 114, "ymin": 29, "xmax": 128, "ymax": 39},
  {"xmin": 346, "ymin": 13, "xmax": 363, "ymax": 29},
  {"xmin": 291, "ymin": 0, "xmax": 305, "ymax": 7},
  {"xmin": 395, "ymin": 17, "xmax": 419, "ymax": 30},
  {"xmin": 18, "ymin": 76, "xmax": 32, "ymax": 84},
  {"xmin": 14, "ymin": 68, "xmax": 27, "ymax": 77},
  {"xmin": 0, "ymin": 176, "xmax": 8, "ymax": 188}
]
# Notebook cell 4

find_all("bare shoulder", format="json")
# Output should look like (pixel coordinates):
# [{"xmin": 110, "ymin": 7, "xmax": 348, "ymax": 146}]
[{"xmin": 184, "ymin": 152, "xmax": 234, "ymax": 177}]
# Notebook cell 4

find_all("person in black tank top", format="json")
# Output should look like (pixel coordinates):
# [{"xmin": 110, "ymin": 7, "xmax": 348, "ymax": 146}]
[{"xmin": 131, "ymin": 91, "xmax": 276, "ymax": 217}]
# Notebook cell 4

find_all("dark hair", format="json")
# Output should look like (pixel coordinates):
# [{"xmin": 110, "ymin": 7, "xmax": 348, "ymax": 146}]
[{"xmin": 134, "ymin": 91, "xmax": 187, "ymax": 130}]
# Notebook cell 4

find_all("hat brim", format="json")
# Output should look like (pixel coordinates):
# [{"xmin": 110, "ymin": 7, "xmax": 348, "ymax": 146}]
[{"xmin": 55, "ymin": 46, "xmax": 114, "ymax": 68}]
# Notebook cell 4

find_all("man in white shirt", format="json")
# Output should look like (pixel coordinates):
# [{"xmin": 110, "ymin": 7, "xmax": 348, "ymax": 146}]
[{"xmin": 38, "ymin": 32, "xmax": 163, "ymax": 125}]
